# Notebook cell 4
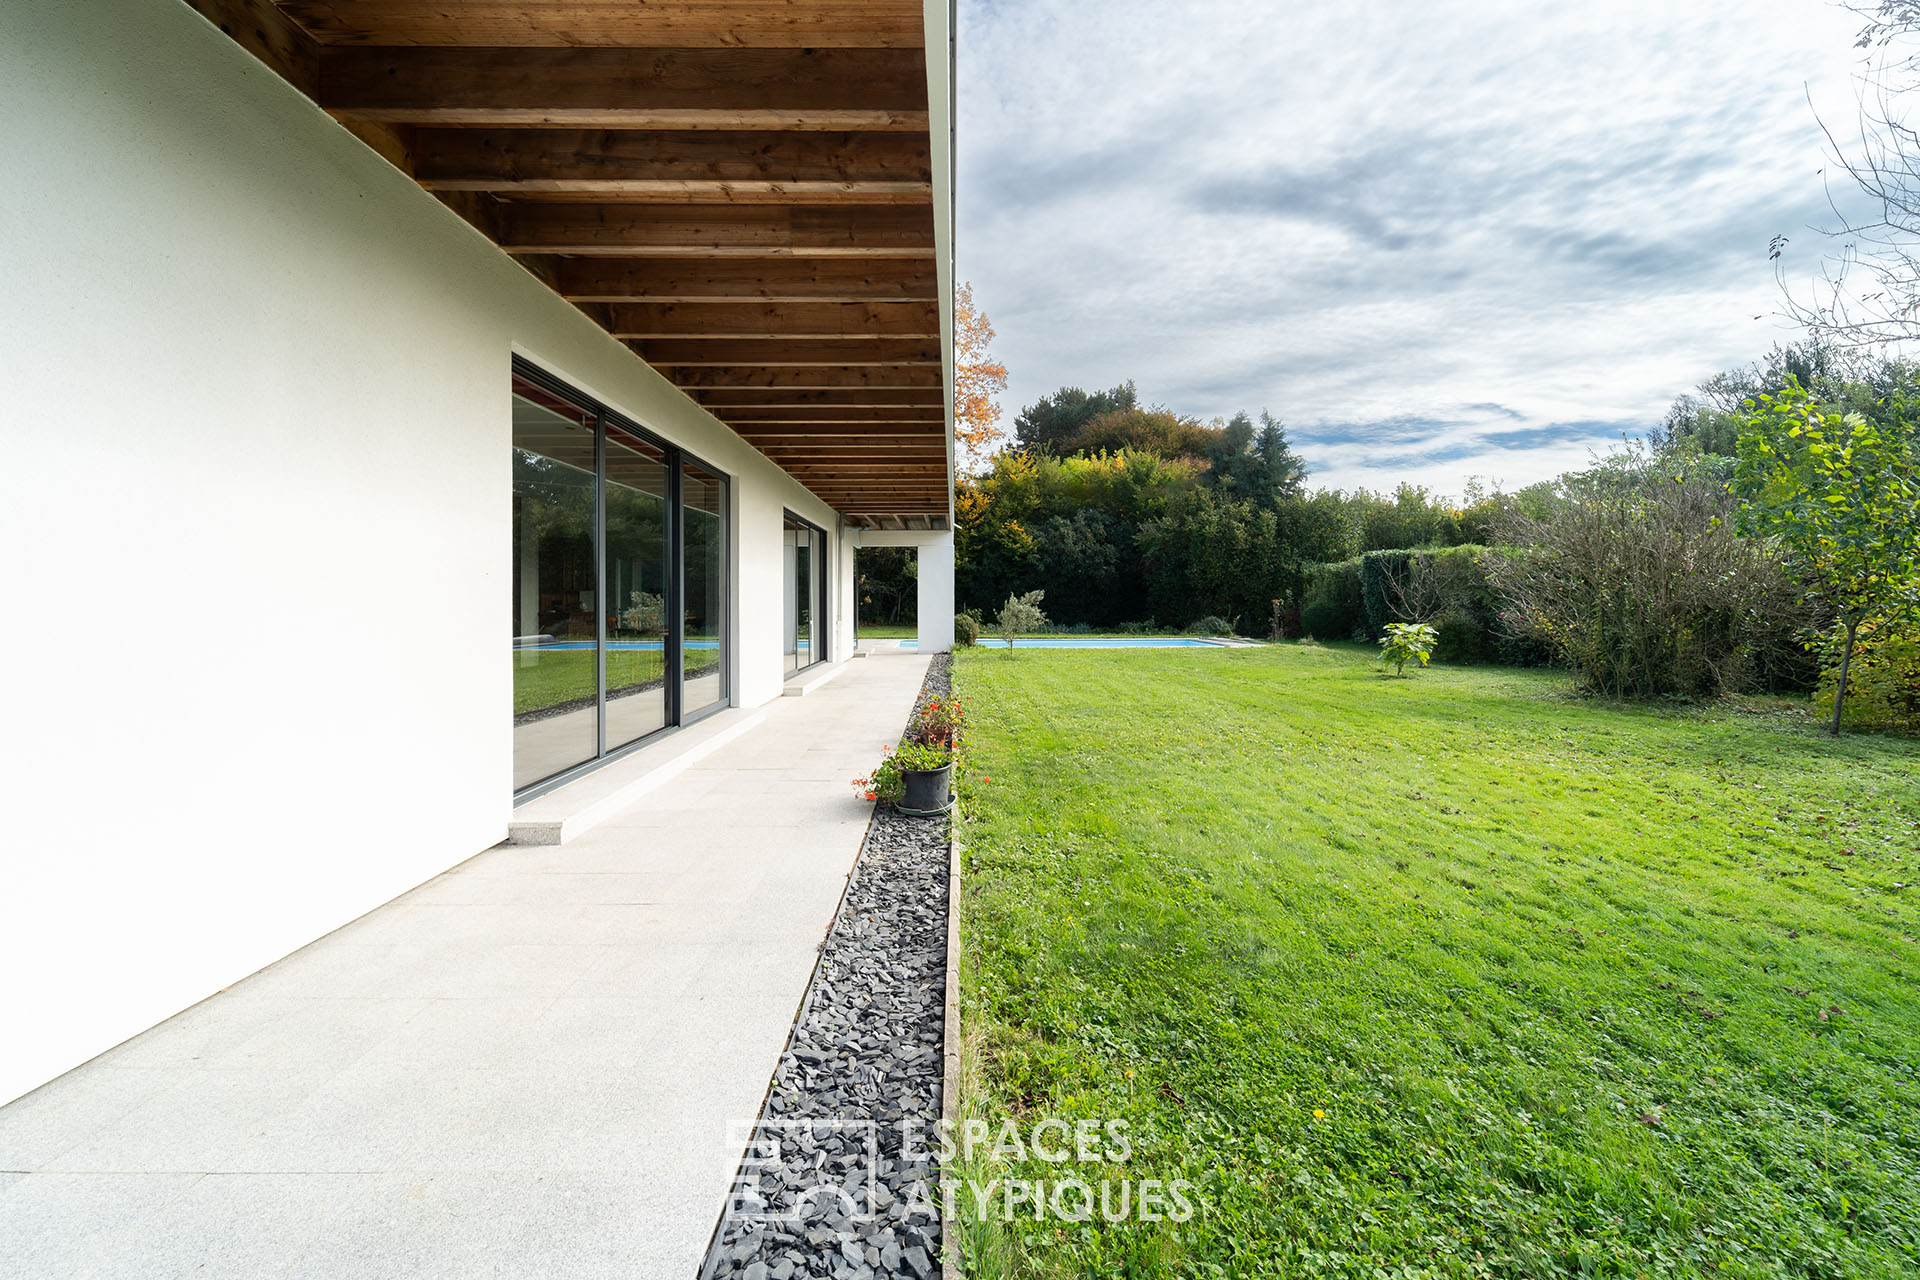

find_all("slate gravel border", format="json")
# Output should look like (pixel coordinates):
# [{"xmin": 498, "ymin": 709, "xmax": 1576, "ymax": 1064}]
[{"xmin": 701, "ymin": 655, "xmax": 954, "ymax": 1280}]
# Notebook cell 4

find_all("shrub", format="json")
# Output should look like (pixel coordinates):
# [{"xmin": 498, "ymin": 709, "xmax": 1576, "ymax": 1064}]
[
  {"xmin": 1432, "ymin": 606, "xmax": 1491, "ymax": 664},
  {"xmin": 1486, "ymin": 448, "xmax": 1811, "ymax": 699},
  {"xmin": 1360, "ymin": 550, "xmax": 1417, "ymax": 638},
  {"xmin": 1815, "ymin": 625, "xmax": 1920, "ymax": 732},
  {"xmin": 996, "ymin": 590, "xmax": 1048, "ymax": 650},
  {"xmin": 1300, "ymin": 558, "xmax": 1364, "ymax": 639},
  {"xmin": 1378, "ymin": 621, "xmax": 1438, "ymax": 675},
  {"xmin": 955, "ymin": 612, "xmax": 980, "ymax": 646},
  {"xmin": 1188, "ymin": 614, "xmax": 1237, "ymax": 636}
]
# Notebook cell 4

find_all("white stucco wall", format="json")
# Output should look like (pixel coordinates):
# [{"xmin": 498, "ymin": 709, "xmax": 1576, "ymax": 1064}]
[
  {"xmin": 0, "ymin": 0, "xmax": 867, "ymax": 1105},
  {"xmin": 859, "ymin": 530, "xmax": 957, "ymax": 652}
]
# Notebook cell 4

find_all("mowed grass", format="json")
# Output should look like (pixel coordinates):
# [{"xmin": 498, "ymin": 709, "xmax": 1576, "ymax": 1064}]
[
  {"xmin": 953, "ymin": 643, "xmax": 1920, "ymax": 1279},
  {"xmin": 512, "ymin": 644, "xmax": 720, "ymax": 715}
]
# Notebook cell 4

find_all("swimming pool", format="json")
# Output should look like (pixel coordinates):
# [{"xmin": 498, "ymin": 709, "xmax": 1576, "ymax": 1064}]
[{"xmin": 896, "ymin": 637, "xmax": 1225, "ymax": 649}]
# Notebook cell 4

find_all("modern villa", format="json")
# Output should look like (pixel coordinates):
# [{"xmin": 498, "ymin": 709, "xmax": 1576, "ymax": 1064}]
[{"xmin": 1, "ymin": 0, "xmax": 956, "ymax": 1112}]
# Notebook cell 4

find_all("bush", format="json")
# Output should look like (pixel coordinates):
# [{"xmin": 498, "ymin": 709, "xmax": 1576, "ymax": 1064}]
[
  {"xmin": 1188, "ymin": 615, "xmax": 1237, "ymax": 636},
  {"xmin": 1300, "ymin": 599, "xmax": 1349, "ymax": 641},
  {"xmin": 1360, "ymin": 550, "xmax": 1417, "ymax": 638},
  {"xmin": 1816, "ymin": 626, "xmax": 1920, "ymax": 732},
  {"xmin": 1378, "ymin": 621, "xmax": 1439, "ymax": 675},
  {"xmin": 1432, "ymin": 606, "xmax": 1491, "ymax": 664},
  {"xmin": 955, "ymin": 612, "xmax": 980, "ymax": 646},
  {"xmin": 1300, "ymin": 558, "xmax": 1363, "ymax": 639},
  {"xmin": 996, "ymin": 590, "xmax": 1048, "ymax": 650},
  {"xmin": 1486, "ymin": 448, "xmax": 1811, "ymax": 699}
]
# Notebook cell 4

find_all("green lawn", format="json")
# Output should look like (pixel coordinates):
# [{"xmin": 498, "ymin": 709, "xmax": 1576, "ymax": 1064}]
[
  {"xmin": 512, "ymin": 644, "xmax": 720, "ymax": 715},
  {"xmin": 860, "ymin": 622, "xmax": 921, "ymax": 639},
  {"xmin": 953, "ymin": 643, "xmax": 1919, "ymax": 1279}
]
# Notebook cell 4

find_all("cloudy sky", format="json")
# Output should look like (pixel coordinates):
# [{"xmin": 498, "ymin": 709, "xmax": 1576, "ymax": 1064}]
[{"xmin": 954, "ymin": 0, "xmax": 1878, "ymax": 494}]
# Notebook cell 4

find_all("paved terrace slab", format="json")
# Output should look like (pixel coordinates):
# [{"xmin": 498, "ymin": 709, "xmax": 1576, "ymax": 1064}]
[{"xmin": 0, "ymin": 651, "xmax": 932, "ymax": 1280}]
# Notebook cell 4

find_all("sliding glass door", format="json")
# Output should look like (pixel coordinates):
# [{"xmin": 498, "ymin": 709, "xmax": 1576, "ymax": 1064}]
[
  {"xmin": 511, "ymin": 362, "xmax": 731, "ymax": 797},
  {"xmin": 683, "ymin": 461, "xmax": 729, "ymax": 716},
  {"xmin": 783, "ymin": 512, "xmax": 828, "ymax": 676}
]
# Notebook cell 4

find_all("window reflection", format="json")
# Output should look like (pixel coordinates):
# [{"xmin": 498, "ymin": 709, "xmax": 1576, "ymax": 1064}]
[
  {"xmin": 683, "ymin": 463, "xmax": 728, "ymax": 717},
  {"xmin": 509, "ymin": 367, "xmax": 734, "ymax": 796},
  {"xmin": 511, "ymin": 384, "xmax": 599, "ymax": 791},
  {"xmin": 784, "ymin": 513, "xmax": 826, "ymax": 675}
]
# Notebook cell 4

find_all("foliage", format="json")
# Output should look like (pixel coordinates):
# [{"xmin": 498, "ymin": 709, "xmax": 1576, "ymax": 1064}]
[
  {"xmin": 953, "ymin": 281, "xmax": 1009, "ymax": 468},
  {"xmin": 1376, "ymin": 620, "xmax": 1437, "ymax": 675},
  {"xmin": 856, "ymin": 546, "xmax": 917, "ymax": 625},
  {"xmin": 996, "ymin": 589, "xmax": 1048, "ymax": 650},
  {"xmin": 955, "ymin": 450, "xmax": 1202, "ymax": 625},
  {"xmin": 850, "ymin": 738, "xmax": 952, "ymax": 804},
  {"xmin": 1204, "ymin": 410, "xmax": 1309, "ymax": 504},
  {"xmin": 1353, "ymin": 482, "xmax": 1465, "ymax": 551},
  {"xmin": 1299, "ymin": 558, "xmax": 1365, "ymax": 640},
  {"xmin": 1815, "ymin": 622, "xmax": 1920, "ymax": 731},
  {"xmin": 1052, "ymin": 407, "xmax": 1220, "ymax": 460},
  {"xmin": 955, "ymin": 646, "xmax": 1920, "ymax": 1279},
  {"xmin": 1486, "ymin": 445, "xmax": 1812, "ymax": 699},
  {"xmin": 911, "ymin": 696, "xmax": 964, "ymax": 749},
  {"xmin": 1186, "ymin": 615, "xmax": 1237, "ymax": 636},
  {"xmin": 1013, "ymin": 382, "xmax": 1140, "ymax": 453},
  {"xmin": 1738, "ymin": 381, "xmax": 1920, "ymax": 732},
  {"xmin": 1358, "ymin": 550, "xmax": 1415, "ymax": 638},
  {"xmin": 618, "ymin": 590, "xmax": 666, "ymax": 634},
  {"xmin": 955, "ymin": 611, "xmax": 980, "ymax": 647}
]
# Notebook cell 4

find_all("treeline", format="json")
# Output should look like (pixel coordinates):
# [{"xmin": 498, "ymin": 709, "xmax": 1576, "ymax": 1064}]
[
  {"xmin": 958, "ymin": 380, "xmax": 1517, "ymax": 630},
  {"xmin": 951, "ymin": 346, "xmax": 1920, "ymax": 730}
]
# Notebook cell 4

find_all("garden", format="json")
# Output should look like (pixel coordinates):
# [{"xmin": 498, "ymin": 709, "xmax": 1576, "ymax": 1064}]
[{"xmin": 950, "ymin": 644, "xmax": 1920, "ymax": 1278}]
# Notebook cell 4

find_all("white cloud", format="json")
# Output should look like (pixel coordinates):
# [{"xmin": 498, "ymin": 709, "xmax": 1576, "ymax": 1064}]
[{"xmin": 957, "ymin": 0, "xmax": 1876, "ymax": 496}]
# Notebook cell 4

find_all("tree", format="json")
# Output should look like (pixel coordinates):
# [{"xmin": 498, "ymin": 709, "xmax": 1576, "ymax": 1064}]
[
  {"xmin": 1013, "ymin": 382, "xmax": 1138, "ymax": 452},
  {"xmin": 1776, "ymin": 4, "xmax": 1920, "ymax": 344},
  {"xmin": 996, "ymin": 590, "xmax": 1048, "ymax": 651},
  {"xmin": 1203, "ymin": 410, "xmax": 1308, "ymax": 505},
  {"xmin": 953, "ymin": 281, "xmax": 1009, "ymax": 468},
  {"xmin": 1737, "ymin": 382, "xmax": 1920, "ymax": 733}
]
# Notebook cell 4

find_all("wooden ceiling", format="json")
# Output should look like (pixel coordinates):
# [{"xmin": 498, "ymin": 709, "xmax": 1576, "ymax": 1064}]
[{"xmin": 186, "ymin": 0, "xmax": 951, "ymax": 530}]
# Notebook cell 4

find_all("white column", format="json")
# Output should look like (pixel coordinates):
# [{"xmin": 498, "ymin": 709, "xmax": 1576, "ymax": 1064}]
[{"xmin": 916, "ymin": 531, "xmax": 955, "ymax": 653}]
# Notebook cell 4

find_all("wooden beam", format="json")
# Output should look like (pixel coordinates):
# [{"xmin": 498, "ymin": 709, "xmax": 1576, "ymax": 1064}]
[
  {"xmin": 735, "ymin": 426, "xmax": 948, "ymax": 438},
  {"xmin": 636, "ymin": 338, "xmax": 939, "ymax": 366},
  {"xmin": 773, "ymin": 466, "xmax": 948, "ymax": 476},
  {"xmin": 609, "ymin": 302, "xmax": 938, "ymax": 340},
  {"xmin": 717, "ymin": 405, "xmax": 946, "ymax": 421},
  {"xmin": 284, "ymin": 3, "xmax": 928, "ymax": 49},
  {"xmin": 410, "ymin": 129, "xmax": 931, "ymax": 202},
  {"xmin": 321, "ymin": 48, "xmax": 929, "ymax": 130},
  {"xmin": 660, "ymin": 366, "xmax": 942, "ymax": 388},
  {"xmin": 500, "ymin": 205, "xmax": 934, "ymax": 256},
  {"xmin": 691, "ymin": 386, "xmax": 944, "ymax": 406},
  {"xmin": 182, "ymin": 0, "xmax": 318, "ymax": 95},
  {"xmin": 759, "ymin": 450, "xmax": 949, "ymax": 461},
  {"xmin": 560, "ymin": 260, "xmax": 937, "ymax": 303}
]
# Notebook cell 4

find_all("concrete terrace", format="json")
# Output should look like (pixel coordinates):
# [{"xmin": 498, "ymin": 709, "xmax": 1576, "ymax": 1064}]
[{"xmin": 0, "ymin": 652, "xmax": 931, "ymax": 1280}]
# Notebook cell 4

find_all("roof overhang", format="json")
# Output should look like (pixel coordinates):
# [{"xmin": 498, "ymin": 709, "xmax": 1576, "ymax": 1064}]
[{"xmin": 184, "ymin": 0, "xmax": 954, "ymax": 531}]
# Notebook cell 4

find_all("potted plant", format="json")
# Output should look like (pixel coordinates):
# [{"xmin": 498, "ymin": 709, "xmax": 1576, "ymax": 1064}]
[{"xmin": 852, "ymin": 697, "xmax": 963, "ymax": 816}]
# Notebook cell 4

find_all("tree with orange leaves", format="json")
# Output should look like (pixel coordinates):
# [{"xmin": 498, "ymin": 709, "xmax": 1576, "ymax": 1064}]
[{"xmin": 953, "ymin": 281, "xmax": 1009, "ymax": 468}]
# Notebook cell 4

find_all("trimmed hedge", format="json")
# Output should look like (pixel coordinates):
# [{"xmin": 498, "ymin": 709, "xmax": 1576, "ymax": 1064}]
[{"xmin": 1300, "ymin": 558, "xmax": 1364, "ymax": 640}]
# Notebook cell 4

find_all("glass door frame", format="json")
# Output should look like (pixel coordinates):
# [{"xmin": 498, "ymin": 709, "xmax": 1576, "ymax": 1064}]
[
  {"xmin": 783, "ymin": 509, "xmax": 830, "ymax": 675},
  {"xmin": 514, "ymin": 356, "xmax": 731, "ymax": 803}
]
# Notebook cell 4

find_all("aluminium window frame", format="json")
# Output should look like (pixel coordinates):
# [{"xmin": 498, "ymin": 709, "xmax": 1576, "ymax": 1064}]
[
  {"xmin": 511, "ymin": 356, "xmax": 732, "ymax": 804},
  {"xmin": 782, "ymin": 508, "xmax": 831, "ymax": 676}
]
